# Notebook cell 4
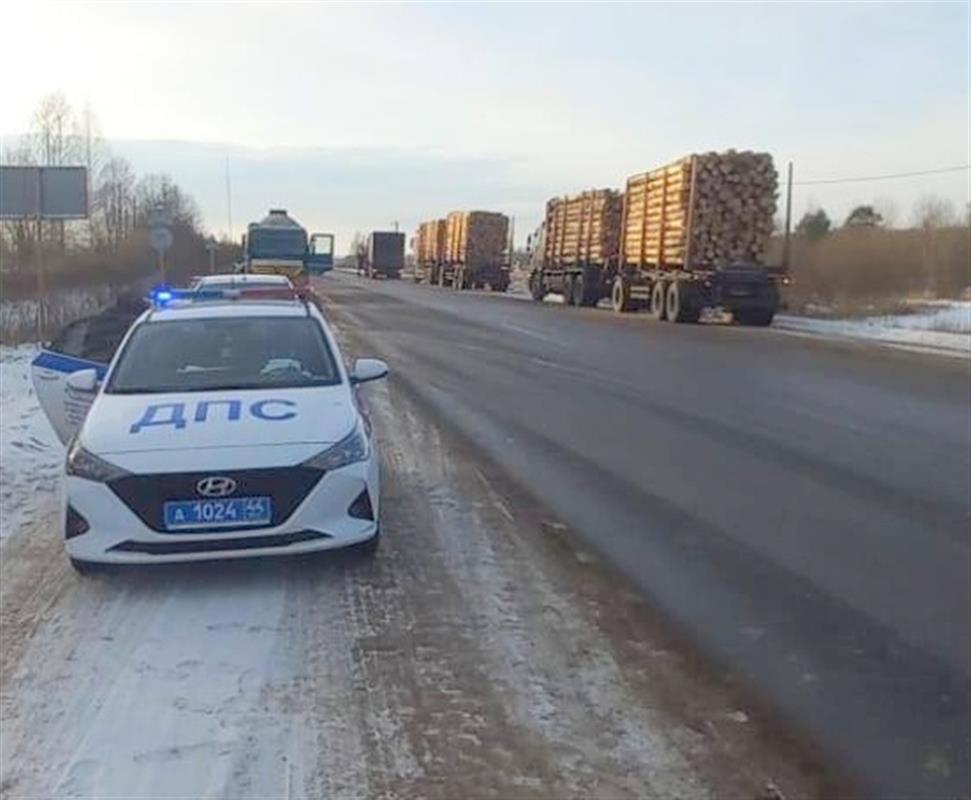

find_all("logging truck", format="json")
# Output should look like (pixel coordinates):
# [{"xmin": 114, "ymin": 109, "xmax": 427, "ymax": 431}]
[
  {"xmin": 527, "ymin": 151, "xmax": 789, "ymax": 325},
  {"xmin": 415, "ymin": 211, "xmax": 510, "ymax": 292}
]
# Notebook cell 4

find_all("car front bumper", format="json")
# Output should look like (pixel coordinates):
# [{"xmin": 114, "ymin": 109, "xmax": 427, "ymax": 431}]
[{"xmin": 64, "ymin": 457, "xmax": 380, "ymax": 565}]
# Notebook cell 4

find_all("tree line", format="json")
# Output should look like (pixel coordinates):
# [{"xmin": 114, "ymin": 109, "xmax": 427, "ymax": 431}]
[
  {"xmin": 776, "ymin": 197, "xmax": 969, "ymax": 309},
  {"xmin": 0, "ymin": 92, "xmax": 235, "ymax": 294}
]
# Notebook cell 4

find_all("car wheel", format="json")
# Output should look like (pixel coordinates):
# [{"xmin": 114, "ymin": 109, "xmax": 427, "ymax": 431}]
[
  {"xmin": 353, "ymin": 527, "xmax": 380, "ymax": 558},
  {"xmin": 70, "ymin": 557, "xmax": 102, "ymax": 575}
]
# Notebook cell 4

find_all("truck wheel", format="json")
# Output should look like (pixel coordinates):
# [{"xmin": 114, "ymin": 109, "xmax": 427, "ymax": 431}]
[
  {"xmin": 611, "ymin": 275, "xmax": 632, "ymax": 313},
  {"xmin": 665, "ymin": 281, "xmax": 700, "ymax": 323},
  {"xmin": 562, "ymin": 276, "xmax": 576, "ymax": 306},
  {"xmin": 649, "ymin": 281, "xmax": 668, "ymax": 320},
  {"xmin": 736, "ymin": 310, "xmax": 775, "ymax": 327},
  {"xmin": 529, "ymin": 272, "xmax": 546, "ymax": 301},
  {"xmin": 573, "ymin": 268, "xmax": 599, "ymax": 307},
  {"xmin": 437, "ymin": 267, "xmax": 446, "ymax": 287}
]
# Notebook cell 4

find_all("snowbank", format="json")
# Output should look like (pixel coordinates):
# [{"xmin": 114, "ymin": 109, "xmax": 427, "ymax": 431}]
[
  {"xmin": 0, "ymin": 344, "xmax": 62, "ymax": 540},
  {"xmin": 775, "ymin": 302, "xmax": 971, "ymax": 357}
]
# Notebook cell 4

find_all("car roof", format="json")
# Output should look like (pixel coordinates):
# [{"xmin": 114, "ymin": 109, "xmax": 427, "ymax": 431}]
[
  {"xmin": 196, "ymin": 274, "xmax": 291, "ymax": 285},
  {"xmin": 147, "ymin": 300, "xmax": 312, "ymax": 322}
]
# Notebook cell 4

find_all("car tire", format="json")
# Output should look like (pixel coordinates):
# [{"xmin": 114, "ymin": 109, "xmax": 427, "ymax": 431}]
[
  {"xmin": 352, "ymin": 527, "xmax": 380, "ymax": 558},
  {"xmin": 70, "ymin": 557, "xmax": 102, "ymax": 576}
]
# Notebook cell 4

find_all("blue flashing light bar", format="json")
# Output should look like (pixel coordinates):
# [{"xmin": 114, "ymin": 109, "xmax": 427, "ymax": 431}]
[{"xmin": 149, "ymin": 285, "xmax": 303, "ymax": 308}]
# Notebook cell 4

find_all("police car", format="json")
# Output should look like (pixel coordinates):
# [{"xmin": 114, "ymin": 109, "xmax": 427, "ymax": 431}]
[
  {"xmin": 31, "ymin": 288, "xmax": 387, "ymax": 572},
  {"xmin": 189, "ymin": 273, "xmax": 293, "ymax": 290}
]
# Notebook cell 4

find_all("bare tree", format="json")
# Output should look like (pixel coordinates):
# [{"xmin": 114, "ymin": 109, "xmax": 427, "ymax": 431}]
[
  {"xmin": 913, "ymin": 196, "xmax": 956, "ymax": 297},
  {"xmin": 30, "ymin": 92, "xmax": 79, "ymax": 166},
  {"xmin": 0, "ymin": 140, "xmax": 38, "ymax": 269},
  {"xmin": 135, "ymin": 173, "xmax": 201, "ymax": 231},
  {"xmin": 75, "ymin": 103, "xmax": 108, "ymax": 246},
  {"xmin": 94, "ymin": 157, "xmax": 136, "ymax": 250},
  {"xmin": 29, "ymin": 92, "xmax": 82, "ymax": 252},
  {"xmin": 872, "ymin": 196, "xmax": 899, "ymax": 229}
]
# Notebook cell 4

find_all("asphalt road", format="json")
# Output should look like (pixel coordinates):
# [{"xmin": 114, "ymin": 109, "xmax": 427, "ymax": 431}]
[{"xmin": 318, "ymin": 271, "xmax": 971, "ymax": 800}]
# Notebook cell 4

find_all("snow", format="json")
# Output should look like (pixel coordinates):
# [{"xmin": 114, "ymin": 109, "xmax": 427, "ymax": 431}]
[
  {"xmin": 0, "ymin": 343, "xmax": 62, "ymax": 540},
  {"xmin": 774, "ymin": 302, "xmax": 971, "ymax": 357}
]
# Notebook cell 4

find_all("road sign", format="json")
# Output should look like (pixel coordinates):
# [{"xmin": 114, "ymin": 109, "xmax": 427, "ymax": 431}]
[
  {"xmin": 147, "ymin": 205, "xmax": 173, "ymax": 228},
  {"xmin": 149, "ymin": 226, "xmax": 173, "ymax": 254},
  {"xmin": 0, "ymin": 165, "xmax": 88, "ymax": 219}
]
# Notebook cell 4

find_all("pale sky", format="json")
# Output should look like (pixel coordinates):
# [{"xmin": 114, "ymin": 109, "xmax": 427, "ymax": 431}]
[{"xmin": 1, "ymin": 1, "xmax": 968, "ymax": 251}]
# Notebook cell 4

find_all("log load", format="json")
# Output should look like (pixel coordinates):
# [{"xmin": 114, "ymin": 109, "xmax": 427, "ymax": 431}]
[
  {"xmin": 621, "ymin": 151, "xmax": 778, "ymax": 270},
  {"xmin": 444, "ymin": 211, "xmax": 509, "ymax": 267},
  {"xmin": 543, "ymin": 189, "xmax": 622, "ymax": 268},
  {"xmin": 416, "ymin": 218, "xmax": 446, "ymax": 263}
]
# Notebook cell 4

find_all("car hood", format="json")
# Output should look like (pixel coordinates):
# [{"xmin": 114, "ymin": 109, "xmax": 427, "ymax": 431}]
[{"xmin": 82, "ymin": 385, "xmax": 356, "ymax": 456}]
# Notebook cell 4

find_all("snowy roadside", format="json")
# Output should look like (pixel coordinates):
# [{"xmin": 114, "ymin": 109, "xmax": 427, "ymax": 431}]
[
  {"xmin": 773, "ymin": 302, "xmax": 970, "ymax": 358},
  {"xmin": 0, "ymin": 344, "xmax": 62, "ymax": 541}
]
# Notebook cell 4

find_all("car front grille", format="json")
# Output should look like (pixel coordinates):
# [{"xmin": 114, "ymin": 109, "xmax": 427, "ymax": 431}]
[{"xmin": 108, "ymin": 466, "xmax": 324, "ymax": 533}]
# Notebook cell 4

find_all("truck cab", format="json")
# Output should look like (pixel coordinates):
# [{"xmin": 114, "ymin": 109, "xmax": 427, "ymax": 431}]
[{"xmin": 241, "ymin": 209, "xmax": 333, "ymax": 286}]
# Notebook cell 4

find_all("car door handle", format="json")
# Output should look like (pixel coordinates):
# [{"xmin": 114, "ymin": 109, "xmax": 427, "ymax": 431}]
[{"xmin": 35, "ymin": 372, "xmax": 60, "ymax": 381}]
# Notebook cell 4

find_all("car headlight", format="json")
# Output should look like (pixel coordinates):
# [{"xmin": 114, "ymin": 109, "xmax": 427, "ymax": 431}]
[
  {"xmin": 300, "ymin": 419, "xmax": 370, "ymax": 471},
  {"xmin": 65, "ymin": 439, "xmax": 130, "ymax": 482}
]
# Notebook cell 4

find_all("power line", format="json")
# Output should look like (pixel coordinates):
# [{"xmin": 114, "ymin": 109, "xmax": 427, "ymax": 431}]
[{"xmin": 794, "ymin": 164, "xmax": 970, "ymax": 186}]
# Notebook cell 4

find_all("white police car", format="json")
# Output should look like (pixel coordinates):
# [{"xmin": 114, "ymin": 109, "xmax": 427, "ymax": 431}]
[
  {"xmin": 31, "ymin": 290, "xmax": 387, "ymax": 571},
  {"xmin": 189, "ymin": 273, "xmax": 293, "ymax": 290}
]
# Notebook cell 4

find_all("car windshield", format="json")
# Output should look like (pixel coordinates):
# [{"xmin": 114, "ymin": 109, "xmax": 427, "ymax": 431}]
[{"xmin": 106, "ymin": 316, "xmax": 340, "ymax": 394}]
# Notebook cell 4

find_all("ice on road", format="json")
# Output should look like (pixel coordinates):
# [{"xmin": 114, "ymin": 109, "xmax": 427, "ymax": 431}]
[{"xmin": 0, "ymin": 339, "xmax": 823, "ymax": 799}]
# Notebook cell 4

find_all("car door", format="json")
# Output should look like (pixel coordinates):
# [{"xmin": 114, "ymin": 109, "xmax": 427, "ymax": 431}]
[
  {"xmin": 31, "ymin": 318, "xmax": 110, "ymax": 444},
  {"xmin": 307, "ymin": 233, "xmax": 334, "ymax": 274}
]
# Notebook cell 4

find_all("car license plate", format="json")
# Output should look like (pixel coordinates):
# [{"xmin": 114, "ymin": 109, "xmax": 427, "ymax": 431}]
[
  {"xmin": 728, "ymin": 286, "xmax": 754, "ymax": 296},
  {"xmin": 163, "ymin": 497, "xmax": 272, "ymax": 530}
]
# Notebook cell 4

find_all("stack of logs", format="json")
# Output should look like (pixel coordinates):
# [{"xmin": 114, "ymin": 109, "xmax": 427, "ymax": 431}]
[
  {"xmin": 416, "ymin": 218, "xmax": 446, "ymax": 263},
  {"xmin": 544, "ymin": 190, "xmax": 623, "ymax": 268},
  {"xmin": 622, "ymin": 151, "xmax": 777, "ymax": 269},
  {"xmin": 445, "ymin": 211, "xmax": 509, "ymax": 267}
]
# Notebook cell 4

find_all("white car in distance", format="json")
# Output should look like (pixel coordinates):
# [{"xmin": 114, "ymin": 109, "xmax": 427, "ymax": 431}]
[{"xmin": 31, "ymin": 290, "xmax": 387, "ymax": 572}]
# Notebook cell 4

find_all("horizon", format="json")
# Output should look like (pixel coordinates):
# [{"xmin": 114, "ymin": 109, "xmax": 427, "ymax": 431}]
[{"xmin": 1, "ymin": 2, "xmax": 968, "ymax": 253}]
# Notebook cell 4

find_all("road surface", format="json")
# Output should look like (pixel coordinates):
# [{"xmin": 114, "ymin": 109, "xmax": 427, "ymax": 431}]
[
  {"xmin": 0, "ymin": 316, "xmax": 834, "ymax": 798},
  {"xmin": 319, "ymin": 271, "xmax": 971, "ymax": 800}
]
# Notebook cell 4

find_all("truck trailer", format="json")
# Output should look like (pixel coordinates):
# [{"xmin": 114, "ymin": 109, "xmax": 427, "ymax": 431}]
[
  {"xmin": 528, "ymin": 151, "xmax": 787, "ymax": 325},
  {"xmin": 414, "ymin": 218, "xmax": 447, "ymax": 284},
  {"xmin": 434, "ymin": 211, "xmax": 510, "ymax": 292},
  {"xmin": 365, "ymin": 231, "xmax": 405, "ymax": 279}
]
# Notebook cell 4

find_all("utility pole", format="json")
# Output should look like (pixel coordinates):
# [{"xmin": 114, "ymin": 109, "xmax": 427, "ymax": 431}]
[
  {"xmin": 782, "ymin": 161, "xmax": 793, "ymax": 271},
  {"xmin": 225, "ymin": 157, "xmax": 233, "ymax": 239}
]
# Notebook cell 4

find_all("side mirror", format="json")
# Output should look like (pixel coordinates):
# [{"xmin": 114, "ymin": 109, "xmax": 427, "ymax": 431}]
[
  {"xmin": 66, "ymin": 368, "xmax": 99, "ymax": 393},
  {"xmin": 350, "ymin": 358, "xmax": 388, "ymax": 384}
]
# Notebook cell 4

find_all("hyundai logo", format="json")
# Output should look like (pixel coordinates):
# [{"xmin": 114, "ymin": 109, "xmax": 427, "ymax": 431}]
[{"xmin": 196, "ymin": 476, "xmax": 237, "ymax": 498}]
